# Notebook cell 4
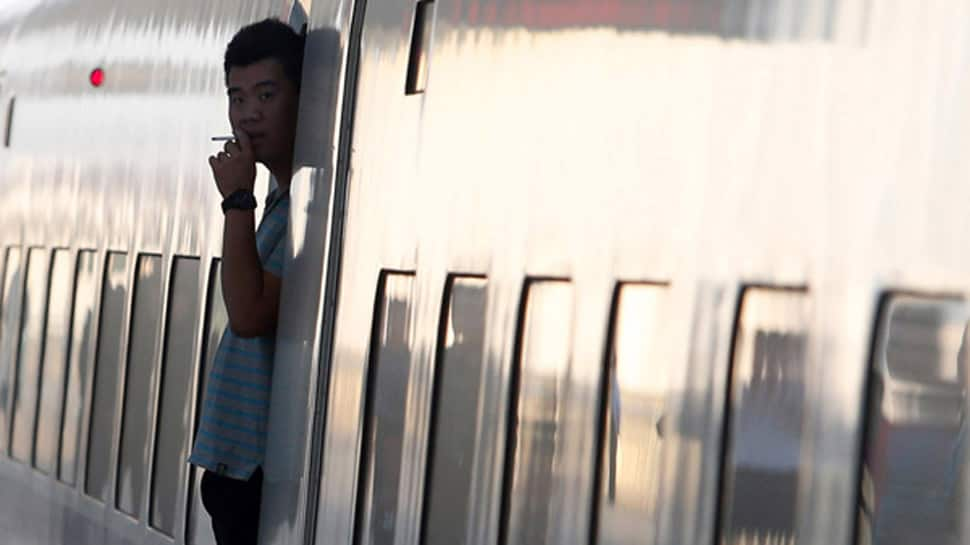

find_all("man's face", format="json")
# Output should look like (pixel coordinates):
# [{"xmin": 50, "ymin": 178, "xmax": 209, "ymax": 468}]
[{"xmin": 226, "ymin": 58, "xmax": 299, "ymax": 169}]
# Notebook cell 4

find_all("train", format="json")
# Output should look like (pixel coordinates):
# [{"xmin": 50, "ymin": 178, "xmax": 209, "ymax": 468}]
[{"xmin": 0, "ymin": 0, "xmax": 968, "ymax": 544}]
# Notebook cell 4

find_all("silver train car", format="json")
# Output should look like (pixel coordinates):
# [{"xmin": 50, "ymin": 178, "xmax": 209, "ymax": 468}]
[{"xmin": 0, "ymin": 0, "xmax": 968, "ymax": 544}]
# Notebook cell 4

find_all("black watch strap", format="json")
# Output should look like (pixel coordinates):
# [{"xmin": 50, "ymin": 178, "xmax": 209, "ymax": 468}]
[{"xmin": 221, "ymin": 189, "xmax": 257, "ymax": 213}]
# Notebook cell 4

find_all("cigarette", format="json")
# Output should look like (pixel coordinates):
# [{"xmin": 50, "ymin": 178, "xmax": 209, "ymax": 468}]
[{"xmin": 211, "ymin": 135, "xmax": 235, "ymax": 142}]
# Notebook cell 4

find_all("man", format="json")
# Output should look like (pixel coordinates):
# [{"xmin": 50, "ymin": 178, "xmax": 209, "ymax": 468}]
[{"xmin": 188, "ymin": 18, "xmax": 304, "ymax": 545}]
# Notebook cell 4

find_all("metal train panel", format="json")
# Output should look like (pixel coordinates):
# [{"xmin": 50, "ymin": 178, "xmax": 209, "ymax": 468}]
[
  {"xmin": 1, "ymin": 1, "xmax": 970, "ymax": 545},
  {"xmin": 0, "ymin": 1, "xmax": 310, "ymax": 544},
  {"xmin": 311, "ymin": 2, "xmax": 970, "ymax": 545}
]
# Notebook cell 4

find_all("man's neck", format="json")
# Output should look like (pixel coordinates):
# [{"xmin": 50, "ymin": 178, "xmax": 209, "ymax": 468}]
[{"xmin": 268, "ymin": 164, "xmax": 292, "ymax": 192}]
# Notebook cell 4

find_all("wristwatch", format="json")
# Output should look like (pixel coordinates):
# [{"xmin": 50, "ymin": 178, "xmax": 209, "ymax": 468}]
[{"xmin": 221, "ymin": 189, "xmax": 257, "ymax": 213}]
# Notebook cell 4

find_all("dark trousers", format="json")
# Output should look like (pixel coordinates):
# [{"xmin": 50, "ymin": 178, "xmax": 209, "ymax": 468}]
[{"xmin": 201, "ymin": 467, "xmax": 263, "ymax": 545}]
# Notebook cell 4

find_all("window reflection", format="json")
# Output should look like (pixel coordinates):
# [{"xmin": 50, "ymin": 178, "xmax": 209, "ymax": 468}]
[
  {"xmin": 186, "ymin": 260, "xmax": 225, "ymax": 545},
  {"xmin": 59, "ymin": 250, "xmax": 98, "ymax": 485},
  {"xmin": 505, "ymin": 281, "xmax": 573, "ymax": 545},
  {"xmin": 11, "ymin": 248, "xmax": 47, "ymax": 464},
  {"xmin": 423, "ymin": 277, "xmax": 488, "ymax": 545},
  {"xmin": 597, "ymin": 284, "xmax": 667, "ymax": 545},
  {"xmin": 0, "ymin": 247, "xmax": 23, "ymax": 455},
  {"xmin": 857, "ymin": 297, "xmax": 970, "ymax": 545},
  {"xmin": 151, "ymin": 257, "xmax": 201, "ymax": 536},
  {"xmin": 85, "ymin": 252, "xmax": 129, "ymax": 502},
  {"xmin": 35, "ymin": 249, "xmax": 74, "ymax": 474},
  {"xmin": 356, "ymin": 273, "xmax": 415, "ymax": 545},
  {"xmin": 116, "ymin": 254, "xmax": 164, "ymax": 517},
  {"xmin": 719, "ymin": 289, "xmax": 809, "ymax": 545}
]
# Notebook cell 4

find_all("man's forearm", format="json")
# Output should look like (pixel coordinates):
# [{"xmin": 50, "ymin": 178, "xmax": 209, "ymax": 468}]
[{"xmin": 221, "ymin": 209, "xmax": 265, "ymax": 333}]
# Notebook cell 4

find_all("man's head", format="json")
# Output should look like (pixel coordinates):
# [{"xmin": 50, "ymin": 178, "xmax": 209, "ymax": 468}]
[{"xmin": 223, "ymin": 19, "xmax": 304, "ymax": 177}]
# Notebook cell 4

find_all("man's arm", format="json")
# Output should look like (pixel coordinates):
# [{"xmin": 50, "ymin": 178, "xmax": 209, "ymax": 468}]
[
  {"xmin": 221, "ymin": 209, "xmax": 281, "ymax": 338},
  {"xmin": 209, "ymin": 131, "xmax": 281, "ymax": 338}
]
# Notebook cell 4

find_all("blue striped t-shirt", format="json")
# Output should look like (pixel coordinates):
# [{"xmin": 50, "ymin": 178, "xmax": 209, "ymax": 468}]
[{"xmin": 188, "ymin": 187, "xmax": 290, "ymax": 480}]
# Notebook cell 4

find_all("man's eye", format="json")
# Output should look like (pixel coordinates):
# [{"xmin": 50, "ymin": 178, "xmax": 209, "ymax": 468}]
[
  {"xmin": 259, "ymin": 92, "xmax": 274, "ymax": 102},
  {"xmin": 230, "ymin": 96, "xmax": 243, "ymax": 105}
]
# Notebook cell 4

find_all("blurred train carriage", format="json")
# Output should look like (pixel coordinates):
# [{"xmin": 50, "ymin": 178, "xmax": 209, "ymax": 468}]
[{"xmin": 0, "ymin": 1, "xmax": 969, "ymax": 545}]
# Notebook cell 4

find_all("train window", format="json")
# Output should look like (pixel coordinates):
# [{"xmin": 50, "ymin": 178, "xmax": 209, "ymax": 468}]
[
  {"xmin": 150, "ymin": 257, "xmax": 201, "ymax": 536},
  {"xmin": 59, "ymin": 250, "xmax": 98, "ymax": 485},
  {"xmin": 716, "ymin": 288, "xmax": 810, "ymax": 545},
  {"xmin": 0, "ymin": 246, "xmax": 23, "ymax": 456},
  {"xmin": 185, "ymin": 260, "xmax": 225, "ymax": 545},
  {"xmin": 85, "ymin": 252, "xmax": 129, "ymax": 502},
  {"xmin": 421, "ymin": 276, "xmax": 488, "ymax": 545},
  {"xmin": 116, "ymin": 254, "xmax": 164, "ymax": 517},
  {"xmin": 856, "ymin": 296, "xmax": 970, "ymax": 545},
  {"xmin": 11, "ymin": 248, "xmax": 50, "ymax": 464},
  {"xmin": 354, "ymin": 272, "xmax": 416, "ymax": 545},
  {"xmin": 593, "ymin": 283, "xmax": 668, "ymax": 545},
  {"xmin": 34, "ymin": 249, "xmax": 74, "ymax": 474},
  {"xmin": 501, "ymin": 280, "xmax": 574, "ymax": 545}
]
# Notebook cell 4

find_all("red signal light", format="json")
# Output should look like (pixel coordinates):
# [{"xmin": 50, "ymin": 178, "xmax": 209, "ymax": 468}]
[{"xmin": 89, "ymin": 68, "xmax": 104, "ymax": 87}]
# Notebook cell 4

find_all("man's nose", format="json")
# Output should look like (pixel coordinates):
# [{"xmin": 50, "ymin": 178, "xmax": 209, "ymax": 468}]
[{"xmin": 240, "ymin": 103, "xmax": 264, "ymax": 123}]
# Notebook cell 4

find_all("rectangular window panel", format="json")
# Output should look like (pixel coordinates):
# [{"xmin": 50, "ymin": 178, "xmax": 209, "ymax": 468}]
[
  {"xmin": 354, "ymin": 273, "xmax": 416, "ymax": 545},
  {"xmin": 503, "ymin": 281, "xmax": 574, "ymax": 545},
  {"xmin": 717, "ymin": 288, "xmax": 809, "ymax": 545},
  {"xmin": 60, "ymin": 250, "xmax": 99, "ymax": 485},
  {"xmin": 11, "ymin": 248, "xmax": 50, "ymax": 464},
  {"xmin": 856, "ymin": 297, "xmax": 970, "ymax": 545},
  {"xmin": 116, "ymin": 254, "xmax": 164, "ymax": 517},
  {"xmin": 186, "ymin": 260, "xmax": 225, "ymax": 545},
  {"xmin": 85, "ymin": 252, "xmax": 129, "ymax": 502},
  {"xmin": 421, "ymin": 276, "xmax": 488, "ymax": 545},
  {"xmin": 150, "ymin": 257, "xmax": 201, "ymax": 536},
  {"xmin": 34, "ymin": 250, "xmax": 74, "ymax": 474},
  {"xmin": 0, "ymin": 247, "xmax": 23, "ymax": 455},
  {"xmin": 594, "ymin": 284, "xmax": 668, "ymax": 545}
]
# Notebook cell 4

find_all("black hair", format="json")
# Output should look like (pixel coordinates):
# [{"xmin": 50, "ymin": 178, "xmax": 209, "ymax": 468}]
[{"xmin": 224, "ymin": 18, "xmax": 305, "ymax": 88}]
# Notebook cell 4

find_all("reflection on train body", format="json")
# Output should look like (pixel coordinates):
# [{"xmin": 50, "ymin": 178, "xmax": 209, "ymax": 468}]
[
  {"xmin": 719, "ymin": 290, "xmax": 809, "ymax": 545},
  {"xmin": 356, "ymin": 274, "xmax": 416, "ymax": 545},
  {"xmin": 858, "ymin": 298, "xmax": 970, "ymax": 545},
  {"xmin": 423, "ymin": 277, "xmax": 488, "ymax": 545},
  {"xmin": 2, "ymin": 1, "xmax": 970, "ymax": 545},
  {"xmin": 596, "ymin": 284, "xmax": 668, "ymax": 545}
]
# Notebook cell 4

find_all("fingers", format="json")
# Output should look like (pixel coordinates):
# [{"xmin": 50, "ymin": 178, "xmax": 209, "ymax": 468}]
[
  {"xmin": 235, "ymin": 129, "xmax": 252, "ymax": 153},
  {"xmin": 208, "ymin": 152, "xmax": 230, "ymax": 169},
  {"xmin": 223, "ymin": 140, "xmax": 242, "ymax": 155}
]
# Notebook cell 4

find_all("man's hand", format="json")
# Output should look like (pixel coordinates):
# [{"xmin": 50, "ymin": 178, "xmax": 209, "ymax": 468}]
[{"xmin": 208, "ymin": 131, "xmax": 257, "ymax": 198}]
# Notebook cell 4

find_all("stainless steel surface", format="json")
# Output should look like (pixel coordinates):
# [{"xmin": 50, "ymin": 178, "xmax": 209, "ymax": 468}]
[
  {"xmin": 718, "ymin": 289, "xmax": 810, "ymax": 545},
  {"xmin": 186, "ymin": 260, "xmax": 226, "ymax": 545},
  {"xmin": 34, "ymin": 249, "xmax": 75, "ymax": 475},
  {"xmin": 117, "ymin": 254, "xmax": 164, "ymax": 518},
  {"xmin": 423, "ymin": 277, "xmax": 488, "ymax": 545},
  {"xmin": 60, "ymin": 249, "xmax": 99, "ymax": 486},
  {"xmin": 151, "ymin": 257, "xmax": 202, "ymax": 536},
  {"xmin": 504, "ymin": 281, "xmax": 575, "ymax": 545},
  {"xmin": 355, "ymin": 273, "xmax": 416, "ymax": 545},
  {"xmin": 260, "ymin": 0, "xmax": 349, "ymax": 541},
  {"xmin": 0, "ymin": 247, "xmax": 22, "ymax": 456},
  {"xmin": 595, "ymin": 283, "xmax": 669, "ymax": 545},
  {"xmin": 86, "ymin": 251, "xmax": 129, "ymax": 504},
  {"xmin": 10, "ymin": 247, "xmax": 48, "ymax": 464},
  {"xmin": 309, "ymin": 3, "xmax": 956, "ymax": 545},
  {"xmin": 0, "ymin": 0, "xmax": 308, "ymax": 542},
  {"xmin": 1, "ymin": 0, "xmax": 970, "ymax": 545},
  {"xmin": 857, "ymin": 297, "xmax": 970, "ymax": 545}
]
